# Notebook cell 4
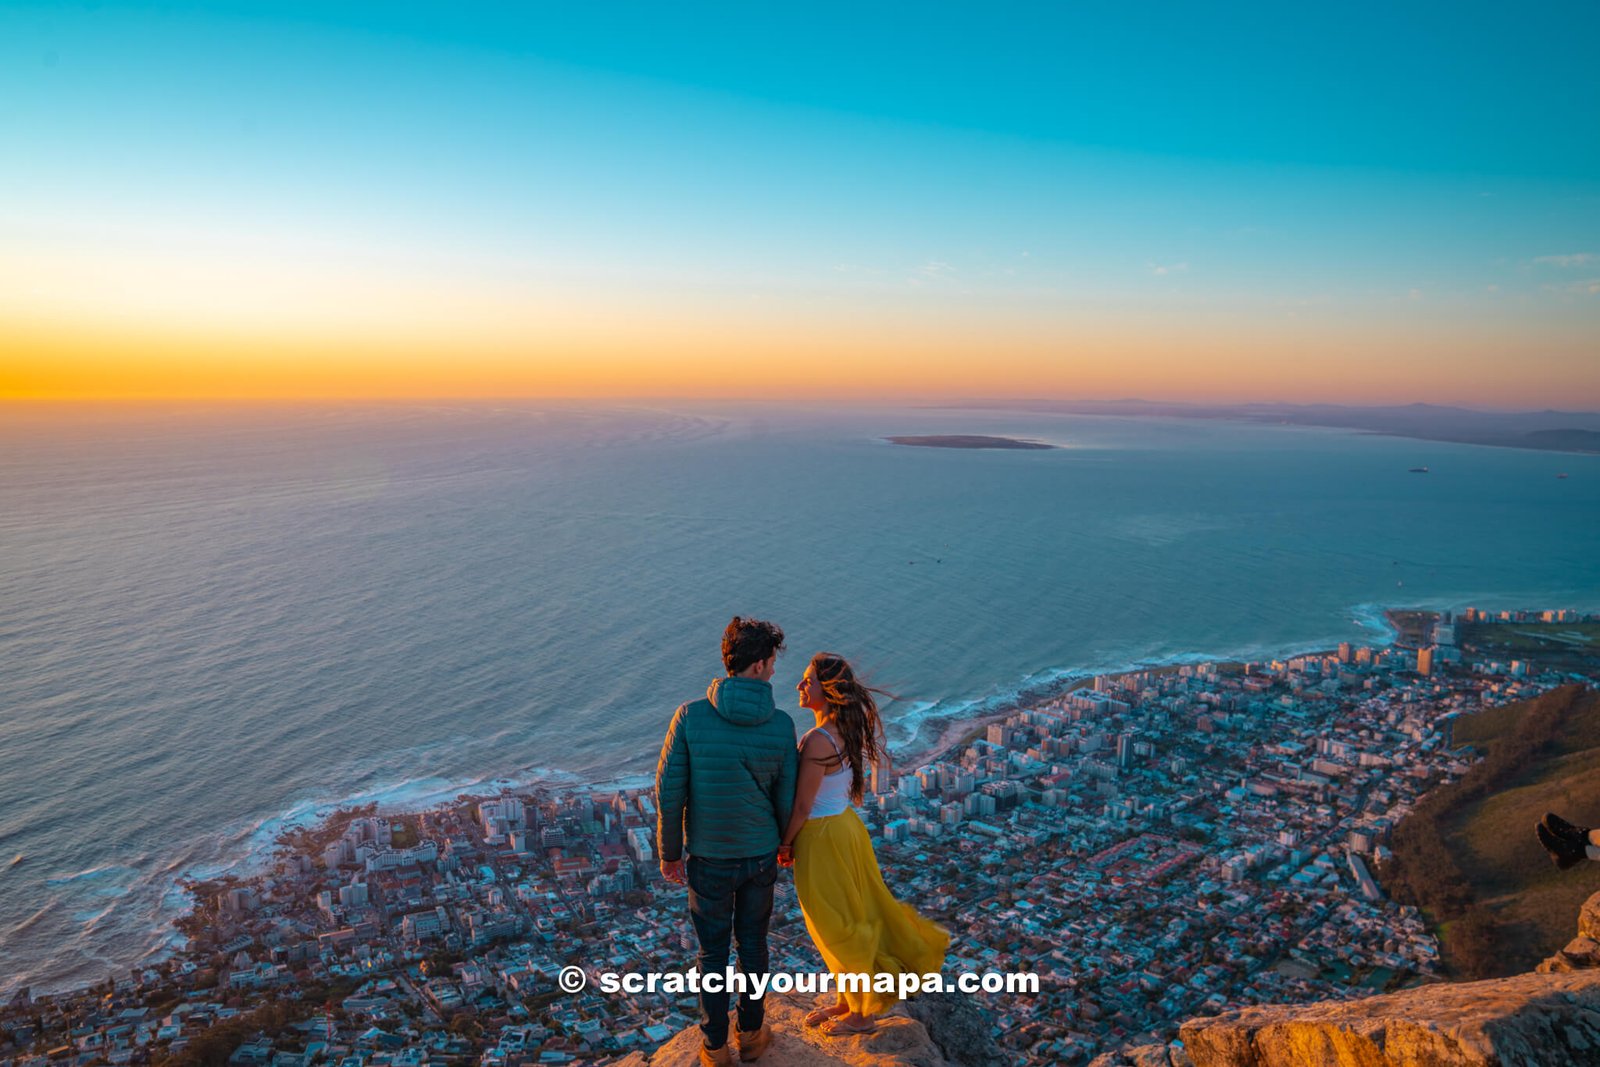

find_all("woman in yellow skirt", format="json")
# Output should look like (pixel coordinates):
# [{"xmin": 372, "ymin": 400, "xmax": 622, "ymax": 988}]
[{"xmin": 776, "ymin": 653, "xmax": 950, "ymax": 1036}]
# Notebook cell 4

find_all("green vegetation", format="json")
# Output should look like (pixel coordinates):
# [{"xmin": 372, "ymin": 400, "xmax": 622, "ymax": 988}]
[
  {"xmin": 299, "ymin": 976, "xmax": 361, "ymax": 1006},
  {"xmin": 1447, "ymin": 698, "xmax": 1541, "ymax": 749},
  {"xmin": 1384, "ymin": 610, "xmax": 1438, "ymax": 649},
  {"xmin": 1459, "ymin": 622, "xmax": 1600, "ymax": 672},
  {"xmin": 422, "ymin": 949, "xmax": 465, "ymax": 977},
  {"xmin": 1381, "ymin": 611, "xmax": 1600, "ymax": 673},
  {"xmin": 143, "ymin": 991, "xmax": 184, "ymax": 1017},
  {"xmin": 152, "ymin": 999, "xmax": 306, "ymax": 1067},
  {"xmin": 1381, "ymin": 684, "xmax": 1600, "ymax": 978}
]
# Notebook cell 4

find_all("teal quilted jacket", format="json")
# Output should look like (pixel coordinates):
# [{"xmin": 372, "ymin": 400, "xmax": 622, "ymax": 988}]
[{"xmin": 655, "ymin": 676, "xmax": 798, "ymax": 862}]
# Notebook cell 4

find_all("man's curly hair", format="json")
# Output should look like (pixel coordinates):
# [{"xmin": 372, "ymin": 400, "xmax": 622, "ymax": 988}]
[{"xmin": 722, "ymin": 616, "xmax": 785, "ymax": 675}]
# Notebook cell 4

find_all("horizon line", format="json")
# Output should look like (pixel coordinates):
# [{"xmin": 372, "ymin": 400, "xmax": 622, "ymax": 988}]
[{"xmin": 1, "ymin": 395, "xmax": 1596, "ymax": 417}]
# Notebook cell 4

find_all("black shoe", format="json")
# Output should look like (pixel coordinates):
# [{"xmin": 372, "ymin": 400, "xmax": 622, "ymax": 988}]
[
  {"xmin": 1538, "ymin": 821, "xmax": 1587, "ymax": 869},
  {"xmin": 1543, "ymin": 812, "xmax": 1592, "ymax": 846}
]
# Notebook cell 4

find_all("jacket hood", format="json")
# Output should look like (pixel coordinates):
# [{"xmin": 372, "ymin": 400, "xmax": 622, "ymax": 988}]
[{"xmin": 706, "ymin": 676, "xmax": 777, "ymax": 726}]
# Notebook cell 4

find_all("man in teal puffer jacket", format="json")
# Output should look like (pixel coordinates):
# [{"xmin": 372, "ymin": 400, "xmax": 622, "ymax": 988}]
[{"xmin": 656, "ymin": 617, "xmax": 798, "ymax": 1066}]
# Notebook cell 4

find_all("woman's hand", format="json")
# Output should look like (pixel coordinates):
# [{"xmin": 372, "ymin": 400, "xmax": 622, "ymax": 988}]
[{"xmin": 777, "ymin": 844, "xmax": 794, "ymax": 868}]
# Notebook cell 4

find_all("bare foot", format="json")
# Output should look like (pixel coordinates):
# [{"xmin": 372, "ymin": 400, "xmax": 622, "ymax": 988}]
[
  {"xmin": 804, "ymin": 1001, "xmax": 849, "ymax": 1027},
  {"xmin": 821, "ymin": 1012, "xmax": 878, "ymax": 1036}
]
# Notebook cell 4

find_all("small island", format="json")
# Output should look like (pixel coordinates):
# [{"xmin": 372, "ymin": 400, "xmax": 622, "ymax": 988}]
[{"xmin": 886, "ymin": 434, "xmax": 1055, "ymax": 450}]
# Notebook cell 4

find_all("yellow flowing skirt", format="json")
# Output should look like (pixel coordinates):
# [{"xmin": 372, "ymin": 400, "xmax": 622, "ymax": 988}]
[{"xmin": 793, "ymin": 807, "xmax": 951, "ymax": 1015}]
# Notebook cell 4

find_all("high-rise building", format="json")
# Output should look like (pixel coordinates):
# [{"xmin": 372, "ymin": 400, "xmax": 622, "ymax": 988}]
[{"xmin": 626, "ymin": 826, "xmax": 654, "ymax": 863}]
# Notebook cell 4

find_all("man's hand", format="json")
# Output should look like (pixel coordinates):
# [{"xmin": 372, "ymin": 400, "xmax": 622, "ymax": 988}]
[
  {"xmin": 777, "ymin": 845, "xmax": 794, "ymax": 869},
  {"xmin": 660, "ymin": 858, "xmax": 685, "ymax": 885}
]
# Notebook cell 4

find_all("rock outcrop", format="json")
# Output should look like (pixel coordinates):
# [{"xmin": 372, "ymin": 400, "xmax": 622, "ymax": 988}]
[
  {"xmin": 1178, "ymin": 889, "xmax": 1600, "ymax": 1066},
  {"xmin": 1087, "ymin": 1042, "xmax": 1193, "ymax": 1067},
  {"xmin": 1179, "ymin": 969, "xmax": 1600, "ymax": 1066},
  {"xmin": 1538, "ymin": 890, "xmax": 1600, "ymax": 973},
  {"xmin": 608, "ymin": 991, "xmax": 995, "ymax": 1067},
  {"xmin": 624, "ymin": 894, "xmax": 1600, "ymax": 1066}
]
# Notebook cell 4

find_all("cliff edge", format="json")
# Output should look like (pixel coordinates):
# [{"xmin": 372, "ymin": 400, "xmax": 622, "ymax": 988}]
[
  {"xmin": 608, "ymin": 990, "xmax": 999, "ymax": 1067},
  {"xmin": 622, "ymin": 893, "xmax": 1600, "ymax": 1067},
  {"xmin": 1174, "ymin": 889, "xmax": 1600, "ymax": 1067}
]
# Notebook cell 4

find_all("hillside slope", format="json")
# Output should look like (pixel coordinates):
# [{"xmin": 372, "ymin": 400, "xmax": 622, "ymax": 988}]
[{"xmin": 1383, "ymin": 684, "xmax": 1600, "ymax": 976}]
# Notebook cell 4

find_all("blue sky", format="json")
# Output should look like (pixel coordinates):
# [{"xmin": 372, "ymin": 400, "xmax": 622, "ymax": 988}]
[{"xmin": 3, "ymin": 1, "xmax": 1597, "ymax": 402}]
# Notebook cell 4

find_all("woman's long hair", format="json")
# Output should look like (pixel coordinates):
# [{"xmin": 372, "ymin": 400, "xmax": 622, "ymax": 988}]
[{"xmin": 810, "ymin": 652, "xmax": 889, "ymax": 804}]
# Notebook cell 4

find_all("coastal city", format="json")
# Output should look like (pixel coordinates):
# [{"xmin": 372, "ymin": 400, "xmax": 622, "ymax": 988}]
[{"xmin": 3, "ymin": 608, "xmax": 1597, "ymax": 1067}]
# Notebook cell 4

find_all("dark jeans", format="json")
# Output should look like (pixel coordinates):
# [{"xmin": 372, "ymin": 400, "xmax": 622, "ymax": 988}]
[{"xmin": 686, "ymin": 852, "xmax": 777, "ymax": 1049}]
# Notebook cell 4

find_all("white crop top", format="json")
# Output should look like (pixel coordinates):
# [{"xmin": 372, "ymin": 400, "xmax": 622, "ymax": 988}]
[{"xmin": 803, "ymin": 727, "xmax": 853, "ymax": 819}]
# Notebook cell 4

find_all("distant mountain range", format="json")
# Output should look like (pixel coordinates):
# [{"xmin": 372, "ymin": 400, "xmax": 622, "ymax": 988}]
[{"xmin": 944, "ymin": 400, "xmax": 1600, "ymax": 455}]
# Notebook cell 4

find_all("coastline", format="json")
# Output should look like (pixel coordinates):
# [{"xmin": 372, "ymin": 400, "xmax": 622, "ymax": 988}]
[
  {"xmin": 20, "ymin": 617, "xmax": 1589, "ymax": 1064},
  {"xmin": 896, "ymin": 645, "xmax": 1358, "ymax": 771},
  {"xmin": 133, "ymin": 641, "xmax": 1361, "ymax": 997},
  {"xmin": 13, "ymin": 615, "xmax": 1407, "ymax": 1000}
]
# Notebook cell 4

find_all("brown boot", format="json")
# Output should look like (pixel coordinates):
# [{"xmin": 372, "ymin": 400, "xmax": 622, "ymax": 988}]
[
  {"xmin": 735, "ymin": 1022, "xmax": 772, "ymax": 1061},
  {"xmin": 698, "ymin": 1041, "xmax": 734, "ymax": 1067}
]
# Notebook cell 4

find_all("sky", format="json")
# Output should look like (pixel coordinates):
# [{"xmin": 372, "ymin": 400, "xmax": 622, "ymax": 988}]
[{"xmin": 2, "ymin": 1, "xmax": 1598, "ymax": 406}]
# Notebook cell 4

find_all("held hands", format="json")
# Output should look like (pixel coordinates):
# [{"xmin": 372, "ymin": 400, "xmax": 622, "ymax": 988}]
[{"xmin": 664, "ymin": 853, "xmax": 792, "ymax": 880}]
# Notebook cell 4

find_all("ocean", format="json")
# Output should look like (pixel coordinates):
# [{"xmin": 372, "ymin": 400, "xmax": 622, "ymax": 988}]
[{"xmin": 1, "ymin": 401, "xmax": 1596, "ymax": 997}]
